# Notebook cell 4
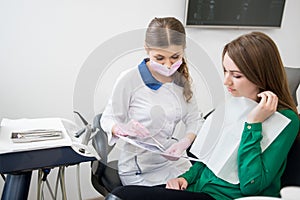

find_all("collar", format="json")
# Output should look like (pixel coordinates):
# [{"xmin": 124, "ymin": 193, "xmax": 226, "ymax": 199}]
[{"xmin": 138, "ymin": 58, "xmax": 162, "ymax": 90}]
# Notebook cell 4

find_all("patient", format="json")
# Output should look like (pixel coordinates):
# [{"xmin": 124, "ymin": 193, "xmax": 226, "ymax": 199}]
[{"xmin": 105, "ymin": 32, "xmax": 300, "ymax": 200}]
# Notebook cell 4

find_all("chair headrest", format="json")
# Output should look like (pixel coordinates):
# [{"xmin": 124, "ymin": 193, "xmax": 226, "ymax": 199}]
[{"xmin": 285, "ymin": 67, "xmax": 300, "ymax": 106}]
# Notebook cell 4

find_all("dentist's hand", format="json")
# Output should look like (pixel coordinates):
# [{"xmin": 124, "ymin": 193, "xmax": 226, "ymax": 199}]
[
  {"xmin": 113, "ymin": 119, "xmax": 150, "ymax": 138},
  {"xmin": 163, "ymin": 137, "xmax": 191, "ymax": 161},
  {"xmin": 247, "ymin": 91, "xmax": 278, "ymax": 123},
  {"xmin": 166, "ymin": 177, "xmax": 188, "ymax": 190}
]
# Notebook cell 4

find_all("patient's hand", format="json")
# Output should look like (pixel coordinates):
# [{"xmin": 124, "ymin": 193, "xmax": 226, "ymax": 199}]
[
  {"xmin": 247, "ymin": 91, "xmax": 278, "ymax": 123},
  {"xmin": 166, "ymin": 177, "xmax": 188, "ymax": 190}
]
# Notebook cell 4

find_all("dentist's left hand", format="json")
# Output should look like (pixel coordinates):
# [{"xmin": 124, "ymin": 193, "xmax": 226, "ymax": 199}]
[{"xmin": 163, "ymin": 137, "xmax": 192, "ymax": 161}]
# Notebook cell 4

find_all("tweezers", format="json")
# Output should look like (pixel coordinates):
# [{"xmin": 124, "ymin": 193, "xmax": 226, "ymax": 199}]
[
  {"xmin": 18, "ymin": 129, "xmax": 61, "ymax": 134},
  {"xmin": 15, "ymin": 129, "xmax": 62, "ymax": 139},
  {"xmin": 149, "ymin": 135, "xmax": 166, "ymax": 151}
]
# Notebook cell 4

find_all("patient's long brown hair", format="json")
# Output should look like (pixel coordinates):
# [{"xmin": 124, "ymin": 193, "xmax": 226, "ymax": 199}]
[{"xmin": 222, "ymin": 32, "xmax": 297, "ymax": 114}]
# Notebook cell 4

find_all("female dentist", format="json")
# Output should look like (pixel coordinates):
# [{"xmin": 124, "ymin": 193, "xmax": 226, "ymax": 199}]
[{"xmin": 100, "ymin": 17, "xmax": 203, "ymax": 186}]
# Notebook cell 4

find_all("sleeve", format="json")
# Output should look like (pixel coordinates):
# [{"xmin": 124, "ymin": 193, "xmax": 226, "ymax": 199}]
[
  {"xmin": 179, "ymin": 162, "xmax": 206, "ymax": 184},
  {"xmin": 182, "ymin": 95, "xmax": 204, "ymax": 135},
  {"xmin": 100, "ymin": 70, "xmax": 133, "ymax": 145},
  {"xmin": 237, "ymin": 109, "xmax": 299, "ymax": 195}
]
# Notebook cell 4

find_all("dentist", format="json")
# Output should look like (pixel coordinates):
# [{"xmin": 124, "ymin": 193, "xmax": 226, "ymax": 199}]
[{"xmin": 100, "ymin": 17, "xmax": 203, "ymax": 186}]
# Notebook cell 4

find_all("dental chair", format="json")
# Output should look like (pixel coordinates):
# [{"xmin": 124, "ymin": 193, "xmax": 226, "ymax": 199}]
[
  {"xmin": 281, "ymin": 67, "xmax": 300, "ymax": 187},
  {"xmin": 91, "ymin": 114, "xmax": 122, "ymax": 197}
]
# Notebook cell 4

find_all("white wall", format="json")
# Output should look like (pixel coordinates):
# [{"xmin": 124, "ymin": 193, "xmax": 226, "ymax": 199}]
[{"xmin": 0, "ymin": 0, "xmax": 299, "ymax": 199}]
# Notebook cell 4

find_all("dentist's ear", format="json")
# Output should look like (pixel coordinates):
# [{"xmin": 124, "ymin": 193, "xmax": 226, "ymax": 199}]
[{"xmin": 144, "ymin": 44, "xmax": 150, "ymax": 54}]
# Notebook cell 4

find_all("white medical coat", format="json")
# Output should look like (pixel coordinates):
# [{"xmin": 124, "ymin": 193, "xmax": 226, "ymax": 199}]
[{"xmin": 101, "ymin": 60, "xmax": 203, "ymax": 186}]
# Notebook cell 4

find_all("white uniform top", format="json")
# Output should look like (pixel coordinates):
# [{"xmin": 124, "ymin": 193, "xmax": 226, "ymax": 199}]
[{"xmin": 101, "ymin": 59, "xmax": 203, "ymax": 186}]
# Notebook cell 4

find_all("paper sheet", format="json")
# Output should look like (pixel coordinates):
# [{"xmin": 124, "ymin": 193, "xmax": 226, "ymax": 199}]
[
  {"xmin": 118, "ymin": 135, "xmax": 165, "ymax": 153},
  {"xmin": 190, "ymin": 97, "xmax": 291, "ymax": 184},
  {"xmin": 118, "ymin": 135, "xmax": 202, "ymax": 162}
]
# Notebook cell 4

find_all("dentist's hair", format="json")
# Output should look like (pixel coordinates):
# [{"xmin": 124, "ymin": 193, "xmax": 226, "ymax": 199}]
[{"xmin": 145, "ymin": 17, "xmax": 193, "ymax": 102}]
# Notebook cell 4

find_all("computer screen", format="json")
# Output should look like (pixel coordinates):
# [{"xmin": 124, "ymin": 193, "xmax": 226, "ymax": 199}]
[{"xmin": 185, "ymin": 0, "xmax": 286, "ymax": 28}]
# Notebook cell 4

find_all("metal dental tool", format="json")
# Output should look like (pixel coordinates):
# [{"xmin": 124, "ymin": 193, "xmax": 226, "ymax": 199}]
[{"xmin": 73, "ymin": 111, "xmax": 96, "ymax": 147}]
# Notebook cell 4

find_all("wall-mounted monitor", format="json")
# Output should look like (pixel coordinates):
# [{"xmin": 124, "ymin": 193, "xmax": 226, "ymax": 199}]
[{"xmin": 185, "ymin": 0, "xmax": 286, "ymax": 28}]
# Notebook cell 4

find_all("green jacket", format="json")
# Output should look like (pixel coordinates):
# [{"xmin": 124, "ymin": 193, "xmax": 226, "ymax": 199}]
[{"xmin": 180, "ymin": 109, "xmax": 299, "ymax": 200}]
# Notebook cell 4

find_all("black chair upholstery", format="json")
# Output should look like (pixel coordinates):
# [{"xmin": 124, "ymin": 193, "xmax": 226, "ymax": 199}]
[
  {"xmin": 281, "ymin": 136, "xmax": 300, "ymax": 187},
  {"xmin": 91, "ymin": 114, "xmax": 122, "ymax": 196},
  {"xmin": 281, "ymin": 67, "xmax": 300, "ymax": 187},
  {"xmin": 285, "ymin": 67, "xmax": 300, "ymax": 106}
]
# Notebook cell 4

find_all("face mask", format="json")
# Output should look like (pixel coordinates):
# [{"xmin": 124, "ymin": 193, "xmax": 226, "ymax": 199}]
[{"xmin": 150, "ymin": 59, "xmax": 182, "ymax": 77}]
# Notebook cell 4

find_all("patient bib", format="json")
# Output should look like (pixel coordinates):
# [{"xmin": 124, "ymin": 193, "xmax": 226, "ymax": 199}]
[{"xmin": 190, "ymin": 97, "xmax": 291, "ymax": 184}]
